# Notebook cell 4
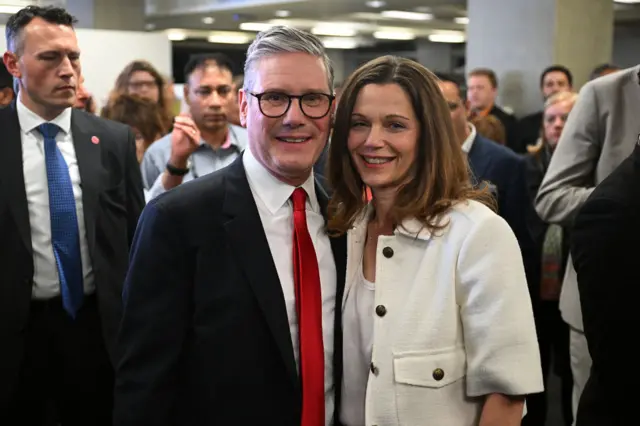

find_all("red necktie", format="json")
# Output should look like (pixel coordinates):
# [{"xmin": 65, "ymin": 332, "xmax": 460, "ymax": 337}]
[{"xmin": 291, "ymin": 187, "xmax": 325, "ymax": 426}]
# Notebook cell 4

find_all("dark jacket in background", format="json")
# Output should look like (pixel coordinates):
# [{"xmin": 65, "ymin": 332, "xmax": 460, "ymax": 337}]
[
  {"xmin": 519, "ymin": 111, "xmax": 544, "ymax": 153},
  {"xmin": 489, "ymin": 105, "xmax": 521, "ymax": 153},
  {"xmin": 571, "ymin": 143, "xmax": 640, "ymax": 426}
]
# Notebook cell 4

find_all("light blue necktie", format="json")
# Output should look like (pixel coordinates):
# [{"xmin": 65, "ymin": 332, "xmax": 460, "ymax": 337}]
[{"xmin": 38, "ymin": 123, "xmax": 84, "ymax": 318}]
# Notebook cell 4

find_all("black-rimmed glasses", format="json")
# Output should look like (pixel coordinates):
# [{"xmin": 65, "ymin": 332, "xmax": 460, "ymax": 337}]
[{"xmin": 248, "ymin": 91, "xmax": 334, "ymax": 119}]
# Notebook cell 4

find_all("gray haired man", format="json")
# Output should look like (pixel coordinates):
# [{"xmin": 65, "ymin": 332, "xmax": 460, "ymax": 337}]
[{"xmin": 113, "ymin": 26, "xmax": 345, "ymax": 426}]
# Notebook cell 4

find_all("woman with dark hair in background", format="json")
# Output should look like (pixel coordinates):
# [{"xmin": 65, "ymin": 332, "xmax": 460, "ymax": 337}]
[
  {"xmin": 327, "ymin": 55, "xmax": 543, "ymax": 426},
  {"xmin": 103, "ymin": 60, "xmax": 173, "ymax": 130},
  {"xmin": 102, "ymin": 93, "xmax": 168, "ymax": 162}
]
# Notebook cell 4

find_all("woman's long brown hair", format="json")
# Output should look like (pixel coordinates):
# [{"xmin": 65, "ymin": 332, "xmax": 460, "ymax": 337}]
[
  {"xmin": 107, "ymin": 60, "xmax": 173, "ymax": 130},
  {"xmin": 326, "ymin": 55, "xmax": 495, "ymax": 236}
]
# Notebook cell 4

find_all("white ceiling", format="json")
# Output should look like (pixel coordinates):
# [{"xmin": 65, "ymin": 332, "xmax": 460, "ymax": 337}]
[
  {"xmin": 143, "ymin": 0, "xmax": 640, "ymax": 47},
  {"xmin": 145, "ymin": 0, "xmax": 469, "ymax": 44}
]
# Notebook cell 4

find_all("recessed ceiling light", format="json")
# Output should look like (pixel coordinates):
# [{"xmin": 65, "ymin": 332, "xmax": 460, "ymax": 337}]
[
  {"xmin": 366, "ymin": 0, "xmax": 386, "ymax": 7},
  {"xmin": 167, "ymin": 30, "xmax": 187, "ymax": 41},
  {"xmin": 428, "ymin": 33, "xmax": 466, "ymax": 43},
  {"xmin": 202, "ymin": 17, "xmax": 215, "ymax": 24},
  {"xmin": 275, "ymin": 10, "xmax": 291, "ymax": 17},
  {"xmin": 239, "ymin": 22, "xmax": 275, "ymax": 31},
  {"xmin": 373, "ymin": 31, "xmax": 415, "ymax": 40},
  {"xmin": 454, "ymin": 17, "xmax": 469, "ymax": 24},
  {"xmin": 208, "ymin": 33, "xmax": 252, "ymax": 44},
  {"xmin": 312, "ymin": 25, "xmax": 357, "ymax": 37},
  {"xmin": 381, "ymin": 10, "xmax": 433, "ymax": 21},
  {"xmin": 145, "ymin": 23, "xmax": 156, "ymax": 31},
  {"xmin": 323, "ymin": 38, "xmax": 359, "ymax": 49}
]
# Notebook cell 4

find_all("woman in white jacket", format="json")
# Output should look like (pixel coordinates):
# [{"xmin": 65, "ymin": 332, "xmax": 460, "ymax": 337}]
[{"xmin": 326, "ymin": 56, "xmax": 543, "ymax": 426}]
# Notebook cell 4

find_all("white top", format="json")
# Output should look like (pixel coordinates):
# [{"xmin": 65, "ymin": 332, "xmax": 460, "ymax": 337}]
[
  {"xmin": 341, "ymin": 200, "xmax": 543, "ymax": 426},
  {"xmin": 17, "ymin": 98, "xmax": 94, "ymax": 299},
  {"xmin": 242, "ymin": 147, "xmax": 337, "ymax": 426},
  {"xmin": 340, "ymin": 258, "xmax": 375, "ymax": 426}
]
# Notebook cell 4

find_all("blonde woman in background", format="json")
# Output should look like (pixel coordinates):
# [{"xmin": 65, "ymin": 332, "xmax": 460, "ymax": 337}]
[
  {"xmin": 327, "ymin": 55, "xmax": 543, "ymax": 426},
  {"xmin": 525, "ymin": 91, "xmax": 578, "ymax": 426}
]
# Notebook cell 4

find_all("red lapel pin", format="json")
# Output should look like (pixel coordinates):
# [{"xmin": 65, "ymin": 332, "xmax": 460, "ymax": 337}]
[{"xmin": 91, "ymin": 136, "xmax": 100, "ymax": 144}]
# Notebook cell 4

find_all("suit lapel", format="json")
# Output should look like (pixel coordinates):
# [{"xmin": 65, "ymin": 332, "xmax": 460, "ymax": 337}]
[
  {"xmin": 222, "ymin": 156, "xmax": 300, "ymax": 392},
  {"xmin": 71, "ymin": 110, "xmax": 101, "ymax": 258},
  {"xmin": 0, "ymin": 103, "xmax": 32, "ymax": 254}
]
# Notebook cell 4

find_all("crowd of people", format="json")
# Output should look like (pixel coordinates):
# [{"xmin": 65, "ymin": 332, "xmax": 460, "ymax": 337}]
[{"xmin": 0, "ymin": 4, "xmax": 638, "ymax": 426}]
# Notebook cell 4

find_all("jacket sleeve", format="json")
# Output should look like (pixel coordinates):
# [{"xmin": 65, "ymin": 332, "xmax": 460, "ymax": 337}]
[
  {"xmin": 113, "ymin": 201, "xmax": 191, "ymax": 426},
  {"xmin": 456, "ymin": 213, "xmax": 544, "ymax": 397},
  {"xmin": 534, "ymin": 83, "xmax": 599, "ymax": 225}
]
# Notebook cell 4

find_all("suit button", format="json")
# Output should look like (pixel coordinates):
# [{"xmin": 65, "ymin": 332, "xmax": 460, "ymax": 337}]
[
  {"xmin": 433, "ymin": 368, "xmax": 445, "ymax": 381},
  {"xmin": 382, "ymin": 247, "xmax": 394, "ymax": 258},
  {"xmin": 370, "ymin": 362, "xmax": 379, "ymax": 376},
  {"xmin": 375, "ymin": 305, "xmax": 387, "ymax": 317}
]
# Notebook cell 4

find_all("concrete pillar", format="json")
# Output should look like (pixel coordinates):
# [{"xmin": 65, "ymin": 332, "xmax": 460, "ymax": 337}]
[
  {"xmin": 416, "ymin": 39, "xmax": 454, "ymax": 74},
  {"xmin": 466, "ymin": 0, "xmax": 613, "ymax": 115}
]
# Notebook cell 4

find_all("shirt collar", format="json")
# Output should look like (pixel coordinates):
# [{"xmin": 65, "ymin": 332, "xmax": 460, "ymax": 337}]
[
  {"xmin": 196, "ymin": 125, "xmax": 246, "ymax": 152},
  {"xmin": 243, "ymin": 145, "xmax": 319, "ymax": 215},
  {"xmin": 17, "ymin": 97, "xmax": 72, "ymax": 135},
  {"xmin": 461, "ymin": 122, "xmax": 477, "ymax": 153}
]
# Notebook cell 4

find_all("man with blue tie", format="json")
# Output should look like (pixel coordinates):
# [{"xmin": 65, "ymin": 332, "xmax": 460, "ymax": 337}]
[{"xmin": 0, "ymin": 6, "xmax": 144, "ymax": 426}]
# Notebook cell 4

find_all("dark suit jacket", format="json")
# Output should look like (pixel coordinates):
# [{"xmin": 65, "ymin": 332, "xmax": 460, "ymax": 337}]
[
  {"xmin": 571, "ymin": 143, "xmax": 640, "ymax": 426},
  {"xmin": 114, "ymin": 156, "xmax": 347, "ymax": 426},
  {"xmin": 489, "ymin": 105, "xmax": 521, "ymax": 153},
  {"xmin": 0, "ymin": 103, "xmax": 144, "ymax": 408},
  {"xmin": 468, "ymin": 134, "xmax": 539, "ymax": 305},
  {"xmin": 518, "ymin": 110, "xmax": 543, "ymax": 152}
]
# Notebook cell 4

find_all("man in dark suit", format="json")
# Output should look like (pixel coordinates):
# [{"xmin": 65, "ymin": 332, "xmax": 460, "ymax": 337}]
[
  {"xmin": 571, "ymin": 140, "xmax": 640, "ymax": 425},
  {"xmin": 114, "ymin": 26, "xmax": 346, "ymax": 426},
  {"xmin": 0, "ymin": 6, "xmax": 144, "ymax": 426}
]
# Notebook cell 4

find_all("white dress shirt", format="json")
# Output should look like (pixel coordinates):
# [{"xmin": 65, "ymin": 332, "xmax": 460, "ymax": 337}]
[
  {"xmin": 243, "ymin": 147, "xmax": 337, "ymax": 426},
  {"xmin": 461, "ymin": 122, "xmax": 477, "ymax": 154},
  {"xmin": 18, "ymin": 99, "xmax": 94, "ymax": 299}
]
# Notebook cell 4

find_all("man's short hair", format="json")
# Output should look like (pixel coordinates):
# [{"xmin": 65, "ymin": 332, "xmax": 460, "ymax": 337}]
[
  {"xmin": 243, "ymin": 26, "xmax": 333, "ymax": 92},
  {"xmin": 590, "ymin": 63, "xmax": 621, "ymax": 81},
  {"xmin": 183, "ymin": 53, "xmax": 235, "ymax": 82},
  {"xmin": 434, "ymin": 72, "xmax": 466, "ymax": 99},
  {"xmin": 468, "ymin": 68, "xmax": 498, "ymax": 88},
  {"xmin": 5, "ymin": 6, "xmax": 77, "ymax": 55},
  {"xmin": 540, "ymin": 65, "xmax": 573, "ymax": 88}
]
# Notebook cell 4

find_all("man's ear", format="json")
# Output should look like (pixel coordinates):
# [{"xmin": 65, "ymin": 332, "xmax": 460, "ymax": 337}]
[
  {"xmin": 3, "ymin": 51, "xmax": 21, "ymax": 79},
  {"xmin": 239, "ymin": 88, "xmax": 248, "ymax": 128},
  {"xmin": 182, "ymin": 84, "xmax": 189, "ymax": 102}
]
